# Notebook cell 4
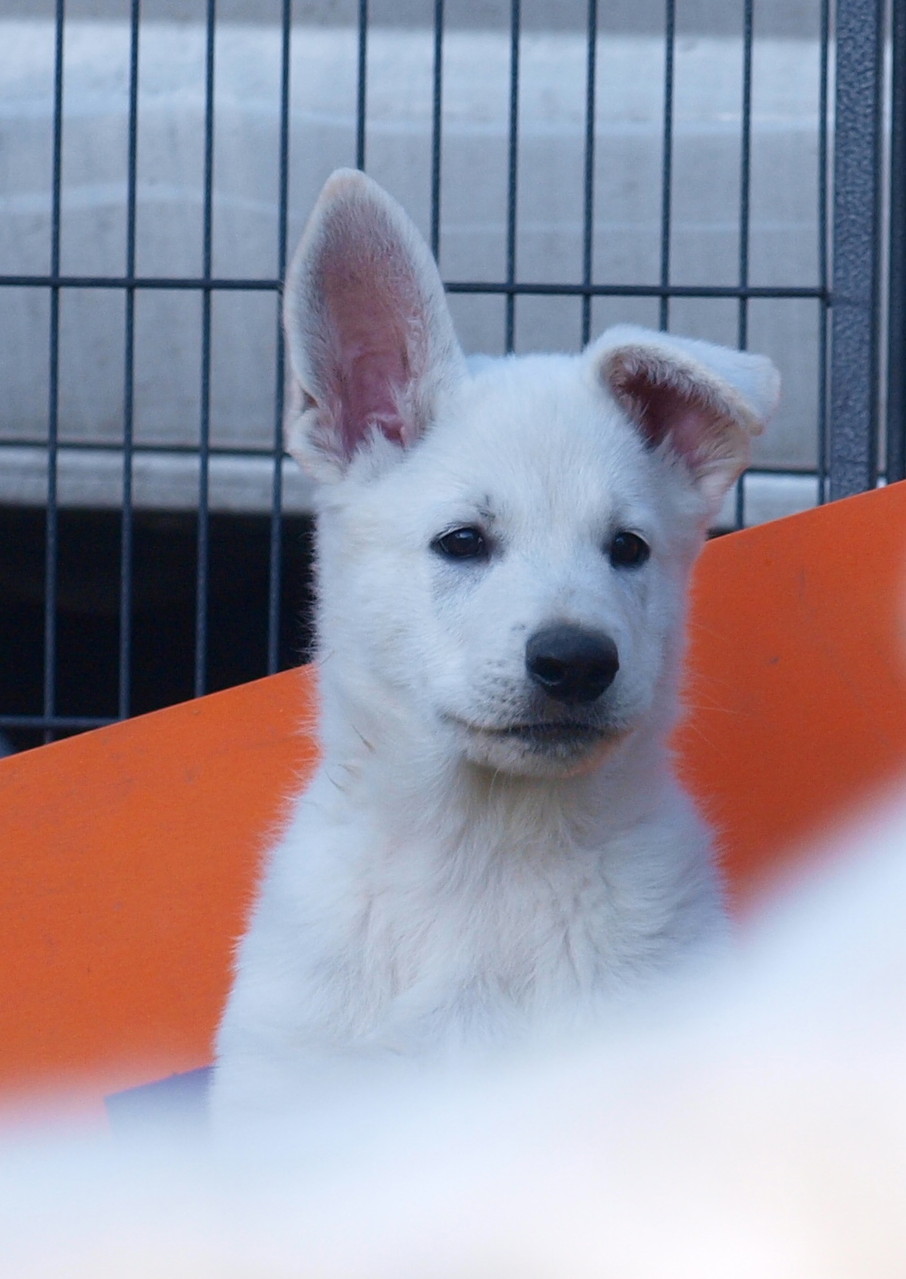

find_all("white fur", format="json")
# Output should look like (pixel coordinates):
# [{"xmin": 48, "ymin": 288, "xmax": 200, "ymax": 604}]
[{"xmin": 212, "ymin": 169, "xmax": 779, "ymax": 1122}]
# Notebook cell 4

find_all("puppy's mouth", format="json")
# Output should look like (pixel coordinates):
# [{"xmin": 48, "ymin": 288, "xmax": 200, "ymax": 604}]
[
  {"xmin": 446, "ymin": 715, "xmax": 623, "ymax": 753},
  {"xmin": 488, "ymin": 722, "xmax": 608, "ymax": 747}
]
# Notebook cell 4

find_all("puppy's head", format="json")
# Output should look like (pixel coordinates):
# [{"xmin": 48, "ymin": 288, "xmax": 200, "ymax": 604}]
[{"xmin": 283, "ymin": 171, "xmax": 779, "ymax": 778}]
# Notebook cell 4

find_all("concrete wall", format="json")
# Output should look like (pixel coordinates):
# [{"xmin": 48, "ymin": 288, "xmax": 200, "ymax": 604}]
[{"xmin": 0, "ymin": 3, "xmax": 829, "ymax": 522}]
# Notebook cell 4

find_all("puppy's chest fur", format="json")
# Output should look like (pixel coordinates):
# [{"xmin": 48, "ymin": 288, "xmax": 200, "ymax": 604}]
[
  {"xmin": 250, "ymin": 769, "xmax": 711, "ymax": 1056},
  {"xmin": 345, "ymin": 832, "xmax": 614, "ymax": 1003}
]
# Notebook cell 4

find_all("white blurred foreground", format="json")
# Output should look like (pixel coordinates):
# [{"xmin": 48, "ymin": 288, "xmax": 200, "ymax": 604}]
[{"xmin": 2, "ymin": 791, "xmax": 905, "ymax": 1279}]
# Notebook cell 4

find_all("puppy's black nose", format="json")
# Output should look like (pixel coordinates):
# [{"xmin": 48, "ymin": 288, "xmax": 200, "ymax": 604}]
[{"xmin": 525, "ymin": 625, "xmax": 619, "ymax": 705}]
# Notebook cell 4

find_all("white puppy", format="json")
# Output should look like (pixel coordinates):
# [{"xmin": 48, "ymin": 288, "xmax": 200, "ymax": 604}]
[{"xmin": 212, "ymin": 169, "xmax": 779, "ymax": 1120}]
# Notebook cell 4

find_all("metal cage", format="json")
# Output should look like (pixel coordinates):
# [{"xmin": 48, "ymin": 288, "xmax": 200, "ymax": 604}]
[{"xmin": 0, "ymin": 0, "xmax": 901, "ymax": 749}]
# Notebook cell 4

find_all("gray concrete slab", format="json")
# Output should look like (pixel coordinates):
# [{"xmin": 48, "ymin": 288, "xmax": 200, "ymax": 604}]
[{"xmin": 0, "ymin": 15, "xmax": 829, "ymax": 517}]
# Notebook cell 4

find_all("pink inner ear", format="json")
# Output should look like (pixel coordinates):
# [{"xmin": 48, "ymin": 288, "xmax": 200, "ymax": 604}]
[
  {"xmin": 338, "ymin": 340, "xmax": 412, "ymax": 458},
  {"xmin": 608, "ymin": 358, "xmax": 729, "ymax": 474},
  {"xmin": 314, "ymin": 225, "xmax": 429, "ymax": 463},
  {"xmin": 649, "ymin": 396, "xmax": 715, "ymax": 470}
]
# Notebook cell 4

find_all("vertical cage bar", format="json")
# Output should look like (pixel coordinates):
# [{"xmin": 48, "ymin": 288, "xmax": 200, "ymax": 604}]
[
  {"xmin": 581, "ymin": 0, "xmax": 598, "ymax": 346},
  {"xmin": 504, "ymin": 0, "xmax": 521, "ymax": 352},
  {"xmin": 195, "ymin": 0, "xmax": 216, "ymax": 697},
  {"xmin": 737, "ymin": 0, "xmax": 753, "ymax": 350},
  {"xmin": 430, "ymin": 0, "xmax": 444, "ymax": 261},
  {"xmin": 119, "ymin": 0, "xmax": 140, "ymax": 719},
  {"xmin": 817, "ymin": 0, "xmax": 831, "ymax": 503},
  {"xmin": 887, "ymin": 0, "xmax": 906, "ymax": 483},
  {"xmin": 658, "ymin": 0, "xmax": 675, "ymax": 332},
  {"xmin": 267, "ymin": 0, "xmax": 293, "ymax": 675},
  {"xmin": 828, "ymin": 0, "xmax": 884, "ymax": 501},
  {"xmin": 734, "ymin": 0, "xmax": 754, "ymax": 529},
  {"xmin": 44, "ymin": 0, "xmax": 65, "ymax": 743},
  {"xmin": 356, "ymin": 0, "xmax": 367, "ymax": 170}
]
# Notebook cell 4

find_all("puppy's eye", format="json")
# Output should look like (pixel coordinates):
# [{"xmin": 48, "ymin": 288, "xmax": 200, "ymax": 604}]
[
  {"xmin": 608, "ymin": 530, "xmax": 650, "ymax": 570},
  {"xmin": 432, "ymin": 526, "xmax": 488, "ymax": 561}
]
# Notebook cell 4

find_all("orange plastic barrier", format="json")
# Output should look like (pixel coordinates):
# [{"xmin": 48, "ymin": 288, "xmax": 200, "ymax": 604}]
[
  {"xmin": 1, "ymin": 481, "xmax": 905, "ymax": 1116},
  {"xmin": 675, "ymin": 479, "xmax": 906, "ymax": 893},
  {"xmin": 0, "ymin": 670, "xmax": 317, "ymax": 1117}
]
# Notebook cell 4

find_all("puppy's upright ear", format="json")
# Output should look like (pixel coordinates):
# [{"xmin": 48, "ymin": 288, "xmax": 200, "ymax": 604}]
[
  {"xmin": 592, "ymin": 326, "xmax": 780, "ymax": 517},
  {"xmin": 283, "ymin": 169, "xmax": 466, "ymax": 480}
]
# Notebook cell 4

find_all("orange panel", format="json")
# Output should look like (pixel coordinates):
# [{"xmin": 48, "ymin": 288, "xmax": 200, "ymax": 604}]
[
  {"xmin": 0, "ymin": 669, "xmax": 318, "ymax": 1114},
  {"xmin": 677, "ymin": 480, "xmax": 906, "ymax": 902},
  {"xmin": 1, "ymin": 480, "xmax": 905, "ymax": 1115}
]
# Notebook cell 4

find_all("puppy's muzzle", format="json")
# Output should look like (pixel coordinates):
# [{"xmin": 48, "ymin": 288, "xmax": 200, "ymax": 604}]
[{"xmin": 526, "ymin": 625, "xmax": 619, "ymax": 706}]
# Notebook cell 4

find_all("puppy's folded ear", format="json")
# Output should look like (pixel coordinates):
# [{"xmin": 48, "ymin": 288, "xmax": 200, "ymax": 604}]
[
  {"xmin": 283, "ymin": 169, "xmax": 466, "ymax": 481},
  {"xmin": 591, "ymin": 326, "xmax": 780, "ymax": 517}
]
